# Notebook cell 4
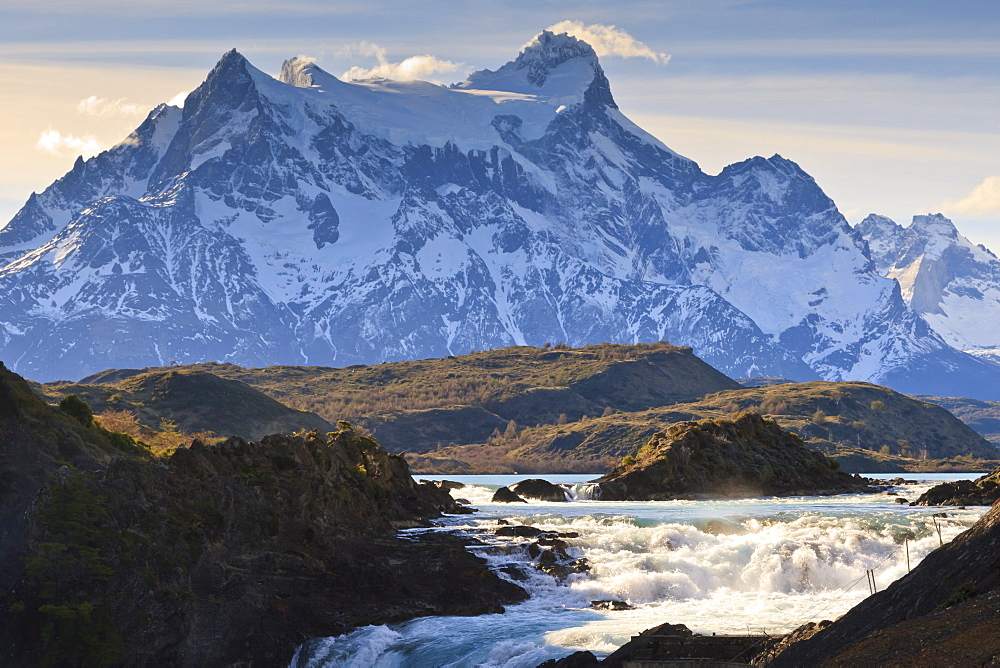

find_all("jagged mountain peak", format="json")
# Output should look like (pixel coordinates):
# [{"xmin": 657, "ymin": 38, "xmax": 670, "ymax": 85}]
[
  {"xmin": 279, "ymin": 56, "xmax": 321, "ymax": 88},
  {"xmin": 514, "ymin": 30, "xmax": 599, "ymax": 84},
  {"xmin": 457, "ymin": 29, "xmax": 614, "ymax": 109},
  {"xmin": 722, "ymin": 154, "xmax": 813, "ymax": 180},
  {"xmin": 910, "ymin": 212, "xmax": 959, "ymax": 240},
  {"xmin": 857, "ymin": 211, "xmax": 1000, "ymax": 354},
  {"xmin": 857, "ymin": 213, "xmax": 900, "ymax": 232},
  {"xmin": 2, "ymin": 32, "xmax": 999, "ymax": 399}
]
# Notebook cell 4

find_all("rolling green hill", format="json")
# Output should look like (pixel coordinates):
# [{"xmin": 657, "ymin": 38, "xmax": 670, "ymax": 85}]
[{"xmin": 61, "ymin": 343, "xmax": 741, "ymax": 451}]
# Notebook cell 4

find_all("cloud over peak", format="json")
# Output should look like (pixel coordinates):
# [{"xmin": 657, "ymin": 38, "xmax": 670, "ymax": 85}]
[
  {"xmin": 942, "ymin": 175, "xmax": 1000, "ymax": 216},
  {"xmin": 77, "ymin": 95, "xmax": 146, "ymax": 117},
  {"xmin": 544, "ymin": 20, "xmax": 670, "ymax": 65},
  {"xmin": 339, "ymin": 41, "xmax": 464, "ymax": 82},
  {"xmin": 36, "ymin": 129, "xmax": 103, "ymax": 158}
]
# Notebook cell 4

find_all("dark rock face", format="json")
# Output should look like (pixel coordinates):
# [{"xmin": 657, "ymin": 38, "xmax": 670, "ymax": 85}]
[
  {"xmin": 1, "ymin": 427, "xmax": 526, "ymax": 666},
  {"xmin": 595, "ymin": 412, "xmax": 873, "ymax": 501},
  {"xmin": 0, "ymin": 362, "xmax": 122, "ymax": 592},
  {"xmin": 911, "ymin": 467, "xmax": 1000, "ymax": 506},
  {"xmin": 492, "ymin": 486, "xmax": 528, "ymax": 503},
  {"xmin": 510, "ymin": 478, "xmax": 569, "ymax": 502},
  {"xmin": 771, "ymin": 500, "xmax": 1000, "ymax": 666}
]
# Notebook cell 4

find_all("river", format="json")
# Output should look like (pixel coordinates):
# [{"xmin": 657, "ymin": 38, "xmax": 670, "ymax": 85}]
[{"xmin": 292, "ymin": 472, "xmax": 984, "ymax": 667}]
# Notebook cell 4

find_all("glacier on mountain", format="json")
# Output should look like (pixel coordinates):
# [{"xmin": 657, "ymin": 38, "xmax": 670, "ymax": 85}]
[{"xmin": 1, "ymin": 31, "xmax": 998, "ymax": 399}]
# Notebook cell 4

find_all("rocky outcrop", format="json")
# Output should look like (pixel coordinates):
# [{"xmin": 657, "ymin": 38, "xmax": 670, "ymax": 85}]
[
  {"xmin": 595, "ymin": 622, "xmax": 770, "ymax": 667},
  {"xmin": 595, "ymin": 412, "xmax": 873, "ymax": 500},
  {"xmin": 1, "ymin": 426, "xmax": 526, "ymax": 667},
  {"xmin": 492, "ymin": 486, "xmax": 528, "ymax": 502},
  {"xmin": 771, "ymin": 499, "xmax": 1000, "ymax": 666},
  {"xmin": 510, "ymin": 478, "xmax": 569, "ymax": 501},
  {"xmin": 494, "ymin": 526, "xmax": 589, "ymax": 581},
  {"xmin": 911, "ymin": 466, "xmax": 1000, "ymax": 506},
  {"xmin": 0, "ymin": 362, "xmax": 127, "ymax": 592}
]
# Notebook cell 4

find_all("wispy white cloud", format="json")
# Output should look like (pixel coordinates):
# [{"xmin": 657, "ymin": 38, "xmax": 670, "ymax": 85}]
[
  {"xmin": 544, "ymin": 20, "xmax": 670, "ymax": 64},
  {"xmin": 339, "ymin": 41, "xmax": 464, "ymax": 81},
  {"xmin": 166, "ymin": 91, "xmax": 188, "ymax": 107},
  {"xmin": 941, "ymin": 176, "xmax": 1000, "ymax": 216},
  {"xmin": 36, "ymin": 129, "xmax": 103, "ymax": 158},
  {"xmin": 77, "ymin": 95, "xmax": 146, "ymax": 117}
]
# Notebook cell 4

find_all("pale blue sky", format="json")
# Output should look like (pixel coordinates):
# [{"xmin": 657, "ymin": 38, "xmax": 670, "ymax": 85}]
[{"xmin": 2, "ymin": 0, "xmax": 998, "ymax": 248}]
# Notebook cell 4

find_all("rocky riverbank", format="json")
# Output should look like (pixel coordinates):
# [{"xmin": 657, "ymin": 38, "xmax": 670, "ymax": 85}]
[
  {"xmin": 0, "ymin": 364, "xmax": 526, "ymax": 667},
  {"xmin": 595, "ymin": 412, "xmax": 874, "ymax": 501},
  {"xmin": 911, "ymin": 466, "xmax": 1000, "ymax": 506}
]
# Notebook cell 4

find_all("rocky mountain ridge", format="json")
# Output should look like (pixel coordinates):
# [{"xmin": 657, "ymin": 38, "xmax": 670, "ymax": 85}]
[
  {"xmin": 1, "ymin": 31, "xmax": 998, "ymax": 399},
  {"xmin": 858, "ymin": 212, "xmax": 1000, "ymax": 361}
]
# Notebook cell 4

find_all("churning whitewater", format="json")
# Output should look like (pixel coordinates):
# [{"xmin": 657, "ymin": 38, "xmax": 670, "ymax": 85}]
[{"xmin": 291, "ymin": 474, "xmax": 984, "ymax": 667}]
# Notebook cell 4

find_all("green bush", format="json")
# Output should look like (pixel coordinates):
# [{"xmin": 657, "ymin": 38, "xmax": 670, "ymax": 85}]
[{"xmin": 58, "ymin": 394, "xmax": 94, "ymax": 427}]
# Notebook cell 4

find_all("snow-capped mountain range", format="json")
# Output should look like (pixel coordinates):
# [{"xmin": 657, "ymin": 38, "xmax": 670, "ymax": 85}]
[
  {"xmin": 1, "ymin": 31, "xmax": 998, "ymax": 398},
  {"xmin": 858, "ymin": 213, "xmax": 1000, "ymax": 364}
]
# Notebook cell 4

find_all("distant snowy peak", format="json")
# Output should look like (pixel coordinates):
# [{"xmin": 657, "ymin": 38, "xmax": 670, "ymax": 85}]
[
  {"xmin": 2, "ymin": 33, "xmax": 1000, "ymax": 399},
  {"xmin": 857, "ymin": 212, "xmax": 1000, "ymax": 352},
  {"xmin": 271, "ymin": 34, "xmax": 620, "ymax": 150},
  {"xmin": 457, "ymin": 30, "xmax": 615, "ymax": 109}
]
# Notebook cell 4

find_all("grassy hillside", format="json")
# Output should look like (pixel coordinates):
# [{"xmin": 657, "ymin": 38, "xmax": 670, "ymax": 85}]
[
  {"xmin": 40, "ymin": 369, "xmax": 333, "ymax": 441},
  {"xmin": 67, "ymin": 343, "xmax": 740, "ymax": 452},
  {"xmin": 430, "ymin": 381, "xmax": 998, "ymax": 473},
  {"xmin": 30, "ymin": 346, "xmax": 998, "ymax": 475},
  {"xmin": 914, "ymin": 395, "xmax": 1000, "ymax": 447}
]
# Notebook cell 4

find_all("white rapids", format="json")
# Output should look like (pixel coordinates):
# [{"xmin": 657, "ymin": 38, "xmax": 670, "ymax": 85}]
[{"xmin": 291, "ymin": 473, "xmax": 986, "ymax": 667}]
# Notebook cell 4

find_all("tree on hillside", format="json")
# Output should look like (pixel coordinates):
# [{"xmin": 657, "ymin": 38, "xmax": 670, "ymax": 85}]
[{"xmin": 59, "ymin": 394, "xmax": 94, "ymax": 427}]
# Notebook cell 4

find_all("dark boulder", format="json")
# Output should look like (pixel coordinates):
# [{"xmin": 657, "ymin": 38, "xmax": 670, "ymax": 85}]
[
  {"xmin": 536, "ymin": 650, "xmax": 600, "ymax": 668},
  {"xmin": 496, "ymin": 525, "xmax": 545, "ymax": 538},
  {"xmin": 510, "ymin": 478, "xmax": 569, "ymax": 502},
  {"xmin": 422, "ymin": 479, "xmax": 466, "ymax": 491},
  {"xmin": 535, "ymin": 545, "xmax": 589, "ymax": 581},
  {"xmin": 590, "ymin": 599, "xmax": 632, "ymax": 611},
  {"xmin": 911, "ymin": 467, "xmax": 1000, "ymax": 506},
  {"xmin": 492, "ymin": 486, "xmax": 528, "ymax": 503}
]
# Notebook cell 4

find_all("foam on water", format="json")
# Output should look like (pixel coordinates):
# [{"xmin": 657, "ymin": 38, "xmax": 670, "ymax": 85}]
[{"xmin": 295, "ymin": 475, "xmax": 986, "ymax": 667}]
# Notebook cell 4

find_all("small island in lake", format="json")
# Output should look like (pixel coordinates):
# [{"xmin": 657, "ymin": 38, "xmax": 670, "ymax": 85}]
[{"xmin": 595, "ymin": 412, "xmax": 875, "ymax": 500}]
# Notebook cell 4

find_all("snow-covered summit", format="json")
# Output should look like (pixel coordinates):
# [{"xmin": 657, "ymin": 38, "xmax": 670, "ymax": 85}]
[
  {"xmin": 1, "ymin": 33, "xmax": 998, "ymax": 399},
  {"xmin": 271, "ymin": 33, "xmax": 618, "ymax": 149},
  {"xmin": 457, "ymin": 30, "xmax": 615, "ymax": 109},
  {"xmin": 857, "ymin": 212, "xmax": 1000, "ymax": 354}
]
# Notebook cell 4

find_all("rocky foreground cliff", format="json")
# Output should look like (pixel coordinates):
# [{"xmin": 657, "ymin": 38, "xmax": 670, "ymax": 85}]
[
  {"xmin": 0, "ymin": 363, "xmax": 524, "ymax": 666},
  {"xmin": 595, "ymin": 412, "xmax": 873, "ymax": 500}
]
